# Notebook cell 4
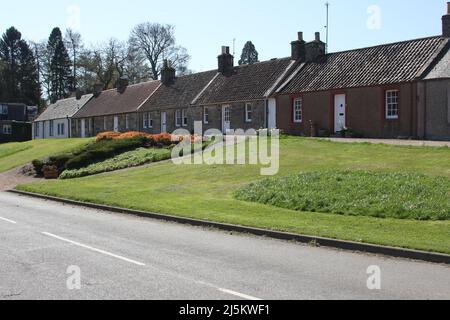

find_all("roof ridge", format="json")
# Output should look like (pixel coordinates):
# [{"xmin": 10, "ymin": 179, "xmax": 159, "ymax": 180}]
[
  {"xmin": 98, "ymin": 79, "xmax": 160, "ymax": 94},
  {"xmin": 326, "ymin": 35, "xmax": 444, "ymax": 56}
]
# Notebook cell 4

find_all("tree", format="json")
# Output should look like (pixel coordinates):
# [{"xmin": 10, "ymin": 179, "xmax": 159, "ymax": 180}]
[
  {"xmin": 129, "ymin": 23, "xmax": 190, "ymax": 80},
  {"xmin": 0, "ymin": 27, "xmax": 41, "ymax": 105},
  {"xmin": 238, "ymin": 41, "xmax": 259, "ymax": 65},
  {"xmin": 47, "ymin": 27, "xmax": 71, "ymax": 103},
  {"xmin": 64, "ymin": 28, "xmax": 83, "ymax": 90}
]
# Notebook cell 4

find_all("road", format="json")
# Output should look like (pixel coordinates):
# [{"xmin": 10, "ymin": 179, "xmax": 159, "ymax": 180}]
[{"xmin": 0, "ymin": 192, "xmax": 449, "ymax": 300}]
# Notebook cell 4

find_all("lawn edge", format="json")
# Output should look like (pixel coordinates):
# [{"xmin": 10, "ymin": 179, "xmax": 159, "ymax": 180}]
[{"xmin": 8, "ymin": 189, "xmax": 450, "ymax": 266}]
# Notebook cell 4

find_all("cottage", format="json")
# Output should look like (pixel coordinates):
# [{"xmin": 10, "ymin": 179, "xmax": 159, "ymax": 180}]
[
  {"xmin": 0, "ymin": 102, "xmax": 32, "ymax": 143},
  {"xmin": 274, "ymin": 7, "xmax": 450, "ymax": 141},
  {"xmin": 192, "ymin": 47, "xmax": 296, "ymax": 133},
  {"xmin": 138, "ymin": 61, "xmax": 217, "ymax": 134},
  {"xmin": 71, "ymin": 79, "xmax": 160, "ymax": 138},
  {"xmin": 33, "ymin": 93, "xmax": 92, "ymax": 139}
]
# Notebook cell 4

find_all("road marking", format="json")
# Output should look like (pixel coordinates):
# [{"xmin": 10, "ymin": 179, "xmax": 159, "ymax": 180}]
[
  {"xmin": 0, "ymin": 216, "xmax": 17, "ymax": 224},
  {"xmin": 218, "ymin": 288, "xmax": 262, "ymax": 300},
  {"xmin": 41, "ymin": 232, "xmax": 146, "ymax": 266}
]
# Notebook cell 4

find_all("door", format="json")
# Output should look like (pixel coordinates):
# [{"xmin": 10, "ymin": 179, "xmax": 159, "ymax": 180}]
[
  {"xmin": 161, "ymin": 112, "xmax": 167, "ymax": 133},
  {"xmin": 268, "ymin": 98, "xmax": 277, "ymax": 130},
  {"xmin": 81, "ymin": 119, "xmax": 86, "ymax": 138},
  {"xmin": 334, "ymin": 94, "xmax": 346, "ymax": 133},
  {"xmin": 222, "ymin": 105, "xmax": 231, "ymax": 134},
  {"xmin": 114, "ymin": 116, "xmax": 119, "ymax": 132}
]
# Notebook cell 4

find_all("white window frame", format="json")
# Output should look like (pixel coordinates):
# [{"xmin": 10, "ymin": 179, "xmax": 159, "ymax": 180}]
[
  {"xmin": 175, "ymin": 110, "xmax": 182, "ymax": 127},
  {"xmin": 143, "ymin": 113, "xmax": 148, "ymax": 129},
  {"xmin": 204, "ymin": 107, "xmax": 209, "ymax": 124},
  {"xmin": 182, "ymin": 109, "xmax": 188, "ymax": 127},
  {"xmin": 385, "ymin": 90, "xmax": 399, "ymax": 120},
  {"xmin": 34, "ymin": 122, "xmax": 39, "ymax": 137},
  {"xmin": 245, "ymin": 103, "xmax": 253, "ymax": 123},
  {"xmin": 149, "ymin": 113, "xmax": 153, "ymax": 128},
  {"xmin": 49, "ymin": 120, "xmax": 54, "ymax": 136},
  {"xmin": 2, "ymin": 124, "xmax": 12, "ymax": 135},
  {"xmin": 1, "ymin": 105, "xmax": 8, "ymax": 115},
  {"xmin": 58, "ymin": 123, "xmax": 65, "ymax": 136},
  {"xmin": 125, "ymin": 114, "xmax": 129, "ymax": 130},
  {"xmin": 293, "ymin": 98, "xmax": 303, "ymax": 123}
]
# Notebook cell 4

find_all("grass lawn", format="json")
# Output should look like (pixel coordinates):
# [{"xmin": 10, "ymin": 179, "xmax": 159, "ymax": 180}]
[
  {"xmin": 17, "ymin": 137, "xmax": 450, "ymax": 254},
  {"xmin": 0, "ymin": 139, "xmax": 91, "ymax": 173}
]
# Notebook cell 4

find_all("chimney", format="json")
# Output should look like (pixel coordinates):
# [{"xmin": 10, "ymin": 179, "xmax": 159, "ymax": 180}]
[
  {"xmin": 291, "ymin": 32, "xmax": 306, "ymax": 61},
  {"xmin": 443, "ymin": 2, "xmax": 450, "ymax": 37},
  {"xmin": 75, "ymin": 89, "xmax": 83, "ymax": 100},
  {"xmin": 116, "ymin": 76, "xmax": 129, "ymax": 93},
  {"xmin": 305, "ymin": 32, "xmax": 326, "ymax": 62},
  {"xmin": 93, "ymin": 83, "xmax": 104, "ymax": 97},
  {"xmin": 218, "ymin": 46, "xmax": 234, "ymax": 76},
  {"xmin": 160, "ymin": 59, "xmax": 176, "ymax": 86}
]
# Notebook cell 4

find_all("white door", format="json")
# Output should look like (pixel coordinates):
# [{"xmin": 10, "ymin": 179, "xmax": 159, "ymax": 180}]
[
  {"xmin": 222, "ymin": 105, "xmax": 231, "ymax": 134},
  {"xmin": 161, "ymin": 112, "xmax": 167, "ymax": 133},
  {"xmin": 268, "ymin": 98, "xmax": 277, "ymax": 130},
  {"xmin": 114, "ymin": 116, "xmax": 119, "ymax": 132},
  {"xmin": 334, "ymin": 94, "xmax": 346, "ymax": 133},
  {"xmin": 81, "ymin": 119, "xmax": 86, "ymax": 138}
]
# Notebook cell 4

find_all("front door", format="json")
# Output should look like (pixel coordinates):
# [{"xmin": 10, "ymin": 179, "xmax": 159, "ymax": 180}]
[
  {"xmin": 81, "ymin": 119, "xmax": 86, "ymax": 138},
  {"xmin": 334, "ymin": 94, "xmax": 346, "ymax": 133},
  {"xmin": 114, "ymin": 116, "xmax": 119, "ymax": 132},
  {"xmin": 222, "ymin": 105, "xmax": 231, "ymax": 134},
  {"xmin": 161, "ymin": 112, "xmax": 167, "ymax": 133}
]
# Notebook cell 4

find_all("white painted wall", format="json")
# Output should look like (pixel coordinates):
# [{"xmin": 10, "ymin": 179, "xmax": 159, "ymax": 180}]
[{"xmin": 33, "ymin": 118, "xmax": 71, "ymax": 139}]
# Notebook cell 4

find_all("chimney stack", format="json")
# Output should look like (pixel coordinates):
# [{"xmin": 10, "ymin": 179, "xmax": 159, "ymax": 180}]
[
  {"xmin": 116, "ymin": 76, "xmax": 129, "ymax": 93},
  {"xmin": 93, "ymin": 83, "xmax": 104, "ymax": 97},
  {"xmin": 443, "ymin": 2, "xmax": 450, "ymax": 37},
  {"xmin": 218, "ymin": 46, "xmax": 234, "ymax": 76},
  {"xmin": 305, "ymin": 32, "xmax": 326, "ymax": 62},
  {"xmin": 160, "ymin": 59, "xmax": 176, "ymax": 86},
  {"xmin": 291, "ymin": 32, "xmax": 306, "ymax": 61}
]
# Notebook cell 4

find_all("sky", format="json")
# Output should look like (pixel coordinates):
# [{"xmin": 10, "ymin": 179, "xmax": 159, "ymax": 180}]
[{"xmin": 0, "ymin": 0, "xmax": 446, "ymax": 72}]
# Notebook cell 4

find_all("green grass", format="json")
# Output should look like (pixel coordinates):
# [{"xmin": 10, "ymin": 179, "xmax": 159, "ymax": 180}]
[
  {"xmin": 18, "ymin": 137, "xmax": 450, "ymax": 254},
  {"xmin": 60, "ymin": 147, "xmax": 172, "ymax": 179},
  {"xmin": 235, "ymin": 171, "xmax": 450, "ymax": 221},
  {"xmin": 0, "ymin": 139, "xmax": 91, "ymax": 173}
]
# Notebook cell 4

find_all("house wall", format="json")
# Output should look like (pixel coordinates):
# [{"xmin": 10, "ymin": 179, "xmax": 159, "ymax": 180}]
[
  {"xmin": 33, "ymin": 119, "xmax": 71, "ymax": 139},
  {"xmin": 1, "ymin": 121, "xmax": 31, "ymax": 143},
  {"xmin": 0, "ymin": 104, "xmax": 27, "ymax": 122},
  {"xmin": 276, "ymin": 83, "xmax": 417, "ymax": 139},
  {"xmin": 422, "ymin": 79, "xmax": 450, "ymax": 141},
  {"xmin": 71, "ymin": 113, "xmax": 140, "ymax": 138}
]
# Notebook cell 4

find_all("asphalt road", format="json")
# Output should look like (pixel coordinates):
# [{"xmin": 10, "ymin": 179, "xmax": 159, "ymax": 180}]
[{"xmin": 0, "ymin": 192, "xmax": 449, "ymax": 300}]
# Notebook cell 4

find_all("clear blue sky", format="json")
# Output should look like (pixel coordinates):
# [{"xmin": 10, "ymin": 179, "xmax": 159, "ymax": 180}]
[{"xmin": 0, "ymin": 0, "xmax": 446, "ymax": 72}]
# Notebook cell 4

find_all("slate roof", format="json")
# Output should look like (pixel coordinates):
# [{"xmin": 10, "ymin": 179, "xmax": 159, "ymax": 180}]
[
  {"xmin": 194, "ymin": 58, "xmax": 296, "ymax": 105},
  {"xmin": 278, "ymin": 36, "xmax": 449, "ymax": 94},
  {"xmin": 139, "ymin": 70, "xmax": 218, "ymax": 111},
  {"xmin": 73, "ymin": 80, "xmax": 160, "ymax": 118},
  {"xmin": 35, "ymin": 94, "xmax": 93, "ymax": 121}
]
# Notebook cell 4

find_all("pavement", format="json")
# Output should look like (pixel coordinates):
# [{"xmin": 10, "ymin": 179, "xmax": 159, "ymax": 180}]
[{"xmin": 0, "ymin": 192, "xmax": 449, "ymax": 300}]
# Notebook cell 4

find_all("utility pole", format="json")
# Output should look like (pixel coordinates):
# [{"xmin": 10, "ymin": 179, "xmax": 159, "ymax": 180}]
[{"xmin": 325, "ymin": 2, "xmax": 330, "ymax": 54}]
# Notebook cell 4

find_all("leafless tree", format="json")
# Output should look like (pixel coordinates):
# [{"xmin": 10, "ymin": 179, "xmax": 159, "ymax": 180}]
[
  {"xmin": 129, "ymin": 23, "xmax": 190, "ymax": 80},
  {"xmin": 64, "ymin": 29, "xmax": 83, "ymax": 90}
]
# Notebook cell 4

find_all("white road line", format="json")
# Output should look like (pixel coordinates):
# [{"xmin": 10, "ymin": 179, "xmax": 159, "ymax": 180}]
[
  {"xmin": 218, "ymin": 288, "xmax": 262, "ymax": 301},
  {"xmin": 0, "ymin": 216, "xmax": 17, "ymax": 224},
  {"xmin": 41, "ymin": 232, "xmax": 146, "ymax": 266}
]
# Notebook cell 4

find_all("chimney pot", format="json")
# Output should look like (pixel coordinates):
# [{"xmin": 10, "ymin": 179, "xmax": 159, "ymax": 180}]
[
  {"xmin": 291, "ymin": 31, "xmax": 306, "ymax": 61},
  {"xmin": 298, "ymin": 32, "xmax": 303, "ymax": 41},
  {"xmin": 447, "ymin": 2, "xmax": 450, "ymax": 14},
  {"xmin": 315, "ymin": 32, "xmax": 321, "ymax": 41}
]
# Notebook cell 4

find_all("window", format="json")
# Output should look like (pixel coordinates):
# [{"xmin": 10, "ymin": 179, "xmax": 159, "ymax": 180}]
[
  {"xmin": 1, "ymin": 105, "xmax": 8, "ymax": 115},
  {"xmin": 293, "ymin": 98, "xmax": 303, "ymax": 123},
  {"xmin": 182, "ymin": 109, "xmax": 188, "ymax": 127},
  {"xmin": 2, "ymin": 124, "xmax": 12, "ymax": 135},
  {"xmin": 57, "ymin": 123, "xmax": 65, "ymax": 136},
  {"xmin": 49, "ymin": 120, "xmax": 54, "ymax": 136},
  {"xmin": 34, "ymin": 122, "xmax": 39, "ymax": 137},
  {"xmin": 125, "ymin": 114, "xmax": 129, "ymax": 130},
  {"xmin": 148, "ymin": 113, "xmax": 153, "ymax": 128},
  {"xmin": 385, "ymin": 90, "xmax": 399, "ymax": 119},
  {"xmin": 204, "ymin": 107, "xmax": 209, "ymax": 124},
  {"xmin": 143, "ymin": 113, "xmax": 148, "ymax": 129},
  {"xmin": 245, "ymin": 103, "xmax": 253, "ymax": 123},
  {"xmin": 175, "ymin": 110, "xmax": 182, "ymax": 127}
]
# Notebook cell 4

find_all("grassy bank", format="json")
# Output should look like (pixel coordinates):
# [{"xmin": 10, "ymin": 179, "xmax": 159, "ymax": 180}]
[{"xmin": 17, "ymin": 137, "xmax": 450, "ymax": 254}]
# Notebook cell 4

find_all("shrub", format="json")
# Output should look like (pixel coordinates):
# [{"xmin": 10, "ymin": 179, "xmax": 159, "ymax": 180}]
[
  {"xmin": 96, "ymin": 131, "xmax": 122, "ymax": 141},
  {"xmin": 31, "ymin": 159, "xmax": 45, "ymax": 176}
]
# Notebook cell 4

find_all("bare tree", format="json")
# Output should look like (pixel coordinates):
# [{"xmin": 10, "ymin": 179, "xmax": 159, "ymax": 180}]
[
  {"xmin": 129, "ymin": 23, "xmax": 190, "ymax": 80},
  {"xmin": 64, "ymin": 28, "xmax": 83, "ymax": 90}
]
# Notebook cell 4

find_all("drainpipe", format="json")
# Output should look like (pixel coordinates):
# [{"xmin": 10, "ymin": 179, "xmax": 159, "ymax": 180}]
[{"xmin": 67, "ymin": 116, "xmax": 71, "ymax": 138}]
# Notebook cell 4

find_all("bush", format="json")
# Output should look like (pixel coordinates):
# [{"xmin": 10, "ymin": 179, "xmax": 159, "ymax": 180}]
[
  {"xmin": 65, "ymin": 137, "xmax": 148, "ymax": 170},
  {"xmin": 31, "ymin": 159, "xmax": 45, "ymax": 176},
  {"xmin": 60, "ymin": 147, "xmax": 171, "ymax": 179}
]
